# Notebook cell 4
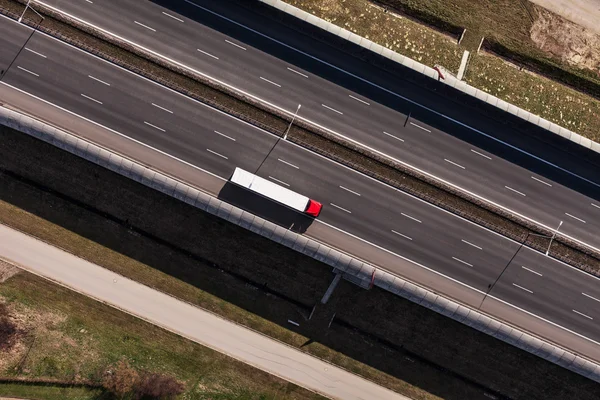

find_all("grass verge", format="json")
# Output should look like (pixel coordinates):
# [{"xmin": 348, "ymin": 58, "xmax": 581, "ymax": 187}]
[
  {"xmin": 0, "ymin": 383, "xmax": 102, "ymax": 400},
  {"xmin": 2, "ymin": 0, "xmax": 598, "ymax": 276},
  {"xmin": 1, "ymin": 117, "xmax": 600, "ymax": 399}
]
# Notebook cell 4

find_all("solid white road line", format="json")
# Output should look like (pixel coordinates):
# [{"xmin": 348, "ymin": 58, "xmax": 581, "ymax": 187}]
[
  {"xmin": 321, "ymin": 104, "xmax": 343, "ymax": 115},
  {"xmin": 582, "ymin": 293, "xmax": 600, "ymax": 303},
  {"xmin": 461, "ymin": 239, "xmax": 482, "ymax": 250},
  {"xmin": 259, "ymin": 76, "xmax": 281, "ymax": 87},
  {"xmin": 152, "ymin": 103, "xmax": 173, "ymax": 113},
  {"xmin": 522, "ymin": 266, "xmax": 543, "ymax": 276},
  {"xmin": 330, "ymin": 203, "xmax": 352, "ymax": 213},
  {"xmin": 214, "ymin": 130, "xmax": 236, "ymax": 141},
  {"xmin": 531, "ymin": 176, "xmax": 552, "ymax": 187},
  {"xmin": 409, "ymin": 122, "xmax": 431, "ymax": 132},
  {"xmin": 401, "ymin": 213, "xmax": 422, "ymax": 223},
  {"xmin": 134, "ymin": 20, "xmax": 156, "ymax": 32},
  {"xmin": 143, "ymin": 121, "xmax": 165, "ymax": 132},
  {"xmin": 269, "ymin": 176, "xmax": 290, "ymax": 186},
  {"xmin": 287, "ymin": 67, "xmax": 308, "ymax": 78},
  {"xmin": 573, "ymin": 309, "xmax": 593, "ymax": 320},
  {"xmin": 471, "ymin": 149, "xmax": 491, "ymax": 160},
  {"xmin": 505, "ymin": 186, "xmax": 526, "ymax": 197},
  {"xmin": 391, "ymin": 230, "xmax": 413, "ymax": 240},
  {"xmin": 17, "ymin": 66, "xmax": 39, "ymax": 76},
  {"xmin": 225, "ymin": 39, "xmax": 247, "ymax": 50},
  {"xmin": 444, "ymin": 159, "xmax": 465, "ymax": 169},
  {"xmin": 35, "ymin": 0, "xmax": 600, "ymax": 258},
  {"xmin": 513, "ymin": 283, "xmax": 533, "ymax": 294},
  {"xmin": 197, "ymin": 48, "xmax": 219, "ymax": 59},
  {"xmin": 339, "ymin": 185, "xmax": 361, "ymax": 196},
  {"xmin": 162, "ymin": 12, "xmax": 184, "ymax": 22},
  {"xmin": 383, "ymin": 131, "xmax": 404, "ymax": 142},
  {"xmin": 80, "ymin": 93, "xmax": 102, "ymax": 104},
  {"xmin": 452, "ymin": 257, "xmax": 473, "ymax": 267},
  {"xmin": 348, "ymin": 95, "xmax": 370, "ymax": 105},
  {"xmin": 88, "ymin": 75, "xmax": 111, "ymax": 86},
  {"xmin": 206, "ymin": 148, "xmax": 228, "ymax": 159},
  {"xmin": 565, "ymin": 213, "xmax": 586, "ymax": 223},
  {"xmin": 24, "ymin": 47, "xmax": 47, "ymax": 58},
  {"xmin": 277, "ymin": 158, "xmax": 299, "ymax": 169}
]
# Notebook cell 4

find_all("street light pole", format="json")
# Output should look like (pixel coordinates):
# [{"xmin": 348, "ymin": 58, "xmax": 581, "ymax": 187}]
[
  {"xmin": 546, "ymin": 220, "xmax": 563, "ymax": 256},
  {"xmin": 18, "ymin": 0, "xmax": 32, "ymax": 23},
  {"xmin": 283, "ymin": 104, "xmax": 301, "ymax": 140}
]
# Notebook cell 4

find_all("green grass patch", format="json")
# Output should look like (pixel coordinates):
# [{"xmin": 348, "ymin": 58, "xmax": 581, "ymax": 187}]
[
  {"xmin": 0, "ymin": 383, "xmax": 103, "ymax": 400},
  {"xmin": 0, "ymin": 272, "xmax": 324, "ymax": 400}
]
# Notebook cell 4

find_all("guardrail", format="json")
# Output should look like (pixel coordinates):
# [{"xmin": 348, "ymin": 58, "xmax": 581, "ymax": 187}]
[
  {"xmin": 259, "ymin": 0, "xmax": 600, "ymax": 154},
  {"xmin": 2, "ymin": 105, "xmax": 600, "ymax": 383}
]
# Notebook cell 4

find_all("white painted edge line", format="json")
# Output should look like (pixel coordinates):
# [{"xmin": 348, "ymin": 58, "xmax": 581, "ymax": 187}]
[
  {"xmin": 401, "ymin": 213, "xmax": 421, "ymax": 223},
  {"xmin": 269, "ymin": 176, "xmax": 290, "ymax": 186},
  {"xmin": 214, "ymin": 130, "xmax": 236, "ymax": 141},
  {"xmin": 162, "ymin": 11, "xmax": 184, "ymax": 23},
  {"xmin": 225, "ymin": 39, "xmax": 247, "ymax": 50},
  {"xmin": 505, "ymin": 186, "xmax": 526, "ymax": 197},
  {"xmin": 24, "ymin": 47, "xmax": 47, "ymax": 58},
  {"xmin": 134, "ymin": 20, "xmax": 156, "ymax": 32},
  {"xmin": 513, "ymin": 283, "xmax": 533, "ymax": 294},
  {"xmin": 80, "ymin": 93, "xmax": 102, "ymax": 104},
  {"xmin": 277, "ymin": 158, "xmax": 299, "ymax": 169},
  {"xmin": 143, "ymin": 121, "xmax": 165, "ymax": 132},
  {"xmin": 461, "ymin": 239, "xmax": 482, "ymax": 250},
  {"xmin": 582, "ymin": 292, "xmax": 600, "ymax": 303},
  {"xmin": 409, "ymin": 122, "xmax": 431, "ymax": 132},
  {"xmin": 349, "ymin": 94, "xmax": 370, "ymax": 105},
  {"xmin": 88, "ymin": 75, "xmax": 110, "ymax": 86},
  {"xmin": 197, "ymin": 48, "xmax": 219, "ymax": 60},
  {"xmin": 317, "ymin": 219, "xmax": 600, "ymax": 349},
  {"xmin": 287, "ymin": 67, "xmax": 308, "ymax": 78},
  {"xmin": 152, "ymin": 103, "xmax": 173, "ymax": 114},
  {"xmin": 573, "ymin": 309, "xmax": 593, "ymax": 320},
  {"xmin": 444, "ymin": 159, "xmax": 465, "ymax": 169},
  {"xmin": 321, "ymin": 104, "xmax": 343, "ymax": 115},
  {"xmin": 330, "ymin": 203, "xmax": 352, "ymax": 213},
  {"xmin": 391, "ymin": 230, "xmax": 412, "ymax": 240},
  {"xmin": 339, "ymin": 185, "xmax": 361, "ymax": 196},
  {"xmin": 383, "ymin": 131, "xmax": 404, "ymax": 142},
  {"xmin": 206, "ymin": 148, "xmax": 228, "ymax": 159},
  {"xmin": 565, "ymin": 213, "xmax": 586, "ymax": 224},
  {"xmin": 531, "ymin": 176, "xmax": 552, "ymax": 187},
  {"xmin": 33, "ymin": 0, "xmax": 600, "ymax": 255},
  {"xmin": 522, "ymin": 266, "xmax": 542, "ymax": 276},
  {"xmin": 17, "ymin": 66, "xmax": 39, "ymax": 76},
  {"xmin": 0, "ymin": 82, "xmax": 227, "ymax": 182},
  {"xmin": 259, "ymin": 76, "xmax": 281, "ymax": 87},
  {"xmin": 471, "ymin": 149, "xmax": 491, "ymax": 160},
  {"xmin": 452, "ymin": 257, "xmax": 473, "ymax": 267}
]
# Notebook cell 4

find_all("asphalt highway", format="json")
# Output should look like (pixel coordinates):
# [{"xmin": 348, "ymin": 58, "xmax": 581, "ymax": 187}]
[
  {"xmin": 34, "ymin": 0, "xmax": 600, "ymax": 250},
  {"xmin": 2, "ymin": 16, "xmax": 600, "ymax": 355}
]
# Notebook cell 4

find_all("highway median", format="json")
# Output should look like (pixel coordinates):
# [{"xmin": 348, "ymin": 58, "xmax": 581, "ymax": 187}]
[{"xmin": 2, "ymin": 0, "xmax": 599, "ymax": 279}]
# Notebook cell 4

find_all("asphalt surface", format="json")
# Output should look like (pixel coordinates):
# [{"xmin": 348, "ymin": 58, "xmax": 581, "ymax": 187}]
[
  {"xmin": 33, "ymin": 0, "xmax": 600, "ymax": 251},
  {"xmin": 2, "ymin": 15, "xmax": 600, "ymax": 358},
  {"xmin": 0, "ymin": 224, "xmax": 406, "ymax": 400}
]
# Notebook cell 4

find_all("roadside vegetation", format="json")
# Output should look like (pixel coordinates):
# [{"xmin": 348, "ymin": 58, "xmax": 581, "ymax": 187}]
[
  {"xmin": 284, "ymin": 0, "xmax": 600, "ymax": 141},
  {"xmin": 0, "ymin": 269, "xmax": 325, "ymax": 400}
]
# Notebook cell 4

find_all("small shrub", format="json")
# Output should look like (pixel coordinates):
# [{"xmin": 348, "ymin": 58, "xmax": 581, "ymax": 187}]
[
  {"xmin": 134, "ymin": 372, "xmax": 185, "ymax": 399},
  {"xmin": 102, "ymin": 360, "xmax": 140, "ymax": 398}
]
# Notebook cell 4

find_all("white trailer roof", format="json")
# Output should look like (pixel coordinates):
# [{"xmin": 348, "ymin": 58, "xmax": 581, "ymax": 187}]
[{"xmin": 230, "ymin": 167, "xmax": 309, "ymax": 212}]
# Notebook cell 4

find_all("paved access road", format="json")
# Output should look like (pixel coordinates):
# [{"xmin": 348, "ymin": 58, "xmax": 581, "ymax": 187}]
[
  {"xmin": 0, "ymin": 224, "xmax": 407, "ymax": 400},
  {"xmin": 32, "ymin": 0, "xmax": 600, "ymax": 251},
  {"xmin": 2, "ymin": 14, "xmax": 600, "ymax": 361}
]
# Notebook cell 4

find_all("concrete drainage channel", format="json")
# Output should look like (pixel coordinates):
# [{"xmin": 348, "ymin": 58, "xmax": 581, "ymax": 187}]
[{"xmin": 2, "ymin": 105, "xmax": 600, "ymax": 383}]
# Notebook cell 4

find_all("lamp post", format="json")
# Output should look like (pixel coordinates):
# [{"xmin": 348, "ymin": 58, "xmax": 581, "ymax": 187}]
[
  {"xmin": 283, "ymin": 104, "xmax": 301, "ymax": 140},
  {"xmin": 18, "ymin": 0, "xmax": 32, "ymax": 23},
  {"xmin": 546, "ymin": 220, "xmax": 563, "ymax": 256}
]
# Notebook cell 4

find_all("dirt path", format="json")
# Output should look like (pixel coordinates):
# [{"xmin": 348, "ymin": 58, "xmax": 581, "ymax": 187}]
[{"xmin": 529, "ymin": 0, "xmax": 600, "ymax": 35}]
